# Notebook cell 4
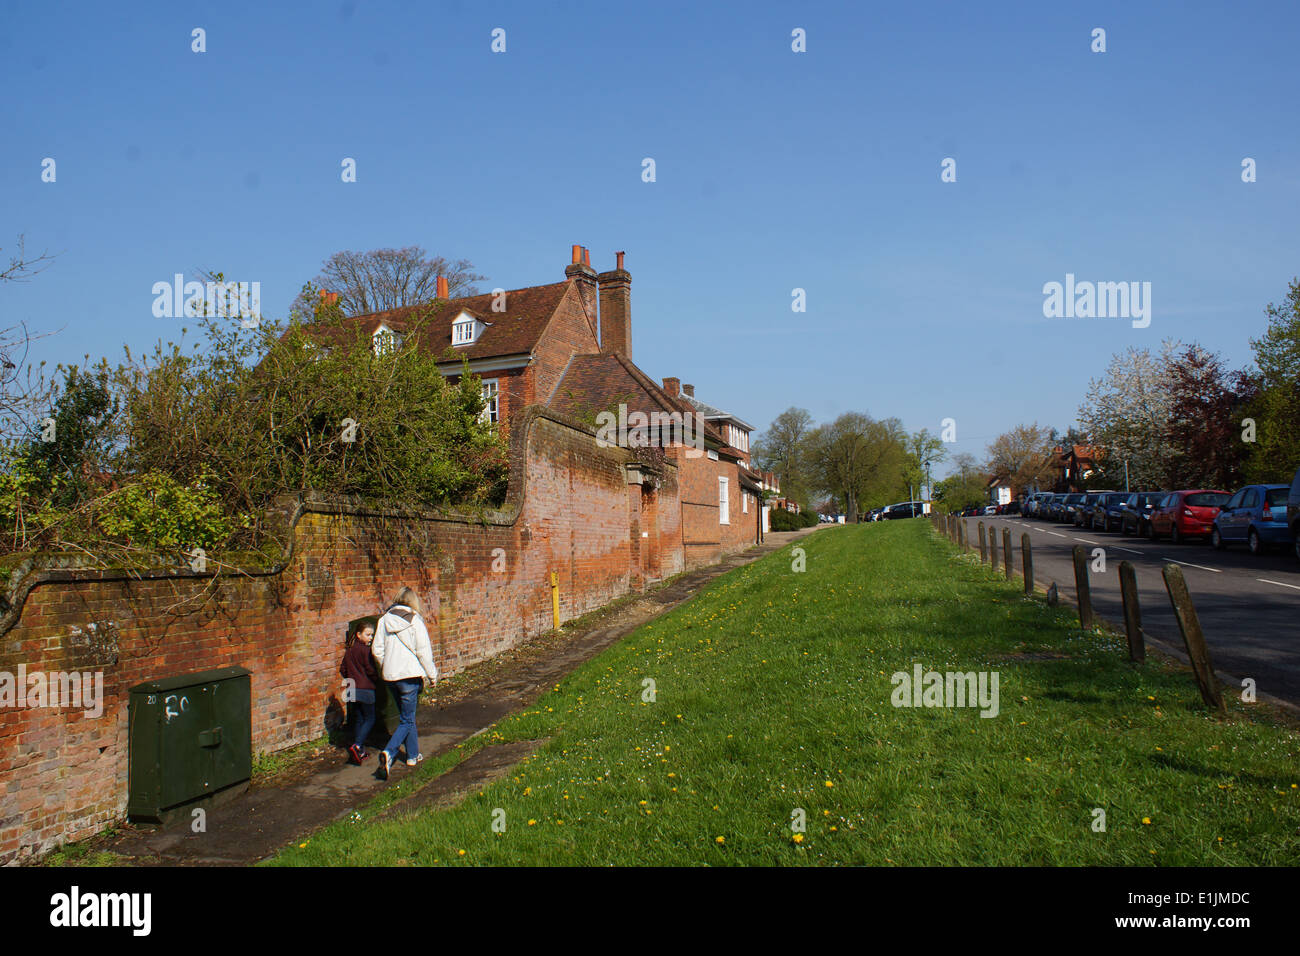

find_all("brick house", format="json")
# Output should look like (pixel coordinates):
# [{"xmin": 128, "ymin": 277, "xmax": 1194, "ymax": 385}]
[
  {"xmin": 1050, "ymin": 444, "xmax": 1102, "ymax": 492},
  {"xmin": 327, "ymin": 244, "xmax": 767, "ymax": 570}
]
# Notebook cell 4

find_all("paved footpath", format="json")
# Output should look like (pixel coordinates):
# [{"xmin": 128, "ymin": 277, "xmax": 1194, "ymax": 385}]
[{"xmin": 98, "ymin": 525, "xmax": 825, "ymax": 865}]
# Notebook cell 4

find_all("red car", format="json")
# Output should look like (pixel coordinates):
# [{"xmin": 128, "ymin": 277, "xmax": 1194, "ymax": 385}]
[{"xmin": 1148, "ymin": 489, "xmax": 1231, "ymax": 543}]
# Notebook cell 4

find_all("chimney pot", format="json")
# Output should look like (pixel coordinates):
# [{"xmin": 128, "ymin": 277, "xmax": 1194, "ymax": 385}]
[
  {"xmin": 571, "ymin": 244, "xmax": 583, "ymax": 264},
  {"xmin": 435, "ymin": 275, "xmax": 449, "ymax": 298},
  {"xmin": 582, "ymin": 247, "xmax": 591, "ymax": 267},
  {"xmin": 683, "ymin": 383, "xmax": 695, "ymax": 397},
  {"xmin": 616, "ymin": 250, "xmax": 625, "ymax": 270}
]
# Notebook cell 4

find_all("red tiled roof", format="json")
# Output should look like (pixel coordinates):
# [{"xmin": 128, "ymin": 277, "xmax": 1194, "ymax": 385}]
[
  {"xmin": 288, "ymin": 281, "xmax": 572, "ymax": 363},
  {"xmin": 548, "ymin": 351, "xmax": 730, "ymax": 451}
]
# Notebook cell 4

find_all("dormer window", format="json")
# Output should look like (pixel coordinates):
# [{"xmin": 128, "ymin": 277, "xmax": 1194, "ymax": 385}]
[
  {"xmin": 372, "ymin": 324, "xmax": 403, "ymax": 355},
  {"xmin": 451, "ymin": 311, "xmax": 486, "ymax": 346}
]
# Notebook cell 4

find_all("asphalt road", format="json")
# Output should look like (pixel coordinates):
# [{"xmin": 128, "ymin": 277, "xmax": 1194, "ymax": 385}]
[{"xmin": 960, "ymin": 514, "xmax": 1300, "ymax": 708}]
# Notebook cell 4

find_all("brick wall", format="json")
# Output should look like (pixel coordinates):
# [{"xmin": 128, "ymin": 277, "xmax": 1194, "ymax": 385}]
[
  {"xmin": 0, "ymin": 407, "xmax": 680, "ymax": 865},
  {"xmin": 668, "ymin": 449, "xmax": 756, "ymax": 570}
]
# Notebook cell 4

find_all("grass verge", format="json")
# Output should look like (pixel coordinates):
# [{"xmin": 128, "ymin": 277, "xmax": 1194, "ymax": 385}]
[{"xmin": 267, "ymin": 521, "xmax": 1300, "ymax": 865}]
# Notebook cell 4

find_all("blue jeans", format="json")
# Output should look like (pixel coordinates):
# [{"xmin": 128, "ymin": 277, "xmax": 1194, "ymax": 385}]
[
  {"xmin": 350, "ymin": 688, "xmax": 376, "ymax": 749},
  {"xmin": 383, "ymin": 678, "xmax": 422, "ymax": 763}
]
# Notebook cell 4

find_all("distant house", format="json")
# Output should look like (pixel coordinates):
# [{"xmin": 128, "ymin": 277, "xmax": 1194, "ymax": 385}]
[
  {"xmin": 1050, "ymin": 444, "xmax": 1102, "ymax": 492},
  {"xmin": 986, "ymin": 476, "xmax": 1014, "ymax": 505}
]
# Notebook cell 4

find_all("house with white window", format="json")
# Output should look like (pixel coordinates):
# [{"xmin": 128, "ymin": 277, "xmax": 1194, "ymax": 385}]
[{"xmin": 316, "ymin": 245, "xmax": 771, "ymax": 570}]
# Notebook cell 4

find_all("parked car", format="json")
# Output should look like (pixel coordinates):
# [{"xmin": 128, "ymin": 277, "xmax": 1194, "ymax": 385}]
[
  {"xmin": 1022, "ymin": 494, "xmax": 1040, "ymax": 518},
  {"xmin": 1148, "ymin": 490, "xmax": 1230, "ymax": 543},
  {"xmin": 982, "ymin": 504, "xmax": 998, "ymax": 516},
  {"xmin": 1060, "ymin": 492, "xmax": 1086, "ymax": 524},
  {"xmin": 1119, "ymin": 491, "xmax": 1164, "ymax": 537},
  {"xmin": 1289, "ymin": 468, "xmax": 1300, "ymax": 560},
  {"xmin": 1074, "ymin": 491, "xmax": 1107, "ymax": 527},
  {"xmin": 884, "ymin": 501, "xmax": 925, "ymax": 519},
  {"xmin": 1092, "ymin": 491, "xmax": 1131, "ymax": 532},
  {"xmin": 1038, "ymin": 493, "xmax": 1060, "ymax": 521},
  {"xmin": 1211, "ymin": 484, "xmax": 1293, "ymax": 554}
]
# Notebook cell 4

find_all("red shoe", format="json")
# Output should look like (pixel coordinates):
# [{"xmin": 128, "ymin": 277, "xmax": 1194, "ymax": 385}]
[{"xmin": 348, "ymin": 744, "xmax": 365, "ymax": 764}]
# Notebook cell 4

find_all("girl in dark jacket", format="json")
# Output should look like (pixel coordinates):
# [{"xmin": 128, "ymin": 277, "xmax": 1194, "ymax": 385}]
[{"xmin": 340, "ymin": 620, "xmax": 379, "ymax": 764}]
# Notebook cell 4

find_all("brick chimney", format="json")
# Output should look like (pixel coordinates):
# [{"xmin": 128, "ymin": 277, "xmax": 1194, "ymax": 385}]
[
  {"xmin": 682, "ymin": 383, "xmax": 695, "ymax": 397},
  {"xmin": 662, "ymin": 377, "xmax": 680, "ymax": 397},
  {"xmin": 597, "ymin": 250, "xmax": 631, "ymax": 357},
  {"xmin": 435, "ymin": 275, "xmax": 449, "ymax": 298},
  {"xmin": 565, "ymin": 244, "xmax": 598, "ymax": 330}
]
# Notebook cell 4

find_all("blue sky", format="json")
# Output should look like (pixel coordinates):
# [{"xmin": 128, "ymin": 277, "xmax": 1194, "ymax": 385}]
[{"xmin": 3, "ymin": 1, "xmax": 1298, "ymax": 475}]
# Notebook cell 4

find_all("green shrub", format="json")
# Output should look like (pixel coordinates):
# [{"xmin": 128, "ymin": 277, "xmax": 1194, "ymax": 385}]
[
  {"xmin": 96, "ymin": 472, "xmax": 239, "ymax": 553},
  {"xmin": 769, "ymin": 507, "xmax": 816, "ymax": 531}
]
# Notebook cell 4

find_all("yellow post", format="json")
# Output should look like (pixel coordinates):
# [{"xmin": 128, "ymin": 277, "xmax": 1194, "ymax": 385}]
[{"xmin": 550, "ymin": 571, "xmax": 560, "ymax": 629}]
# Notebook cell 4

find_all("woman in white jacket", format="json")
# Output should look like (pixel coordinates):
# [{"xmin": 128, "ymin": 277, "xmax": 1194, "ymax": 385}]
[{"xmin": 370, "ymin": 586, "xmax": 438, "ymax": 780}]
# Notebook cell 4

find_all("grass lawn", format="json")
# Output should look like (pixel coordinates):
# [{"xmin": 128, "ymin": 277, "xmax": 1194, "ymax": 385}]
[{"xmin": 269, "ymin": 521, "xmax": 1300, "ymax": 866}]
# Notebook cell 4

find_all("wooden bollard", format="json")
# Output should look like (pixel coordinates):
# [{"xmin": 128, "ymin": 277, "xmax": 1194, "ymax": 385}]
[
  {"xmin": 1118, "ymin": 560, "xmax": 1144, "ymax": 664},
  {"xmin": 990, "ymin": 525, "xmax": 999, "ymax": 571},
  {"xmin": 1002, "ymin": 528, "xmax": 1013, "ymax": 581},
  {"xmin": 1021, "ymin": 533, "xmax": 1033, "ymax": 594},
  {"xmin": 978, "ymin": 522, "xmax": 987, "ymax": 563},
  {"xmin": 1161, "ymin": 564, "xmax": 1225, "ymax": 712},
  {"xmin": 957, "ymin": 520, "xmax": 965, "ymax": 549},
  {"xmin": 1071, "ymin": 545, "xmax": 1093, "ymax": 630}
]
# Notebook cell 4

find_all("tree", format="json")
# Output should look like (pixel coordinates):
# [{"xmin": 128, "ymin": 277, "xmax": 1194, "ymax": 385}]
[
  {"xmin": 902, "ymin": 428, "xmax": 947, "ymax": 499},
  {"xmin": 752, "ymin": 406, "xmax": 813, "ymax": 507},
  {"xmin": 950, "ymin": 451, "xmax": 980, "ymax": 483},
  {"xmin": 1077, "ymin": 343, "xmax": 1181, "ymax": 489},
  {"xmin": 1163, "ymin": 344, "xmax": 1248, "ymax": 488},
  {"xmin": 805, "ymin": 412, "xmax": 907, "ymax": 522},
  {"xmin": 19, "ymin": 364, "xmax": 119, "ymax": 508},
  {"xmin": 985, "ymin": 423, "xmax": 1055, "ymax": 494},
  {"xmin": 0, "ymin": 235, "xmax": 59, "ymax": 442},
  {"xmin": 290, "ymin": 246, "xmax": 487, "ymax": 317},
  {"xmin": 1243, "ymin": 278, "xmax": 1300, "ymax": 481}
]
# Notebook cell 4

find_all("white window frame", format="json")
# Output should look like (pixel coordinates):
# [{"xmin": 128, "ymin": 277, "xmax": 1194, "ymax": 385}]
[
  {"xmin": 452, "ymin": 320, "xmax": 475, "ymax": 345},
  {"xmin": 719, "ymin": 476, "xmax": 730, "ymax": 525},
  {"xmin": 372, "ymin": 325, "xmax": 402, "ymax": 355},
  {"xmin": 480, "ymin": 378, "xmax": 499, "ymax": 424},
  {"xmin": 742, "ymin": 489, "xmax": 748, "ymax": 514}
]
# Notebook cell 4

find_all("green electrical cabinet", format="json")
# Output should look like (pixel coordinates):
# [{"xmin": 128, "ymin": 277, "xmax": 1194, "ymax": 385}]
[{"xmin": 127, "ymin": 666, "xmax": 252, "ymax": 824}]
